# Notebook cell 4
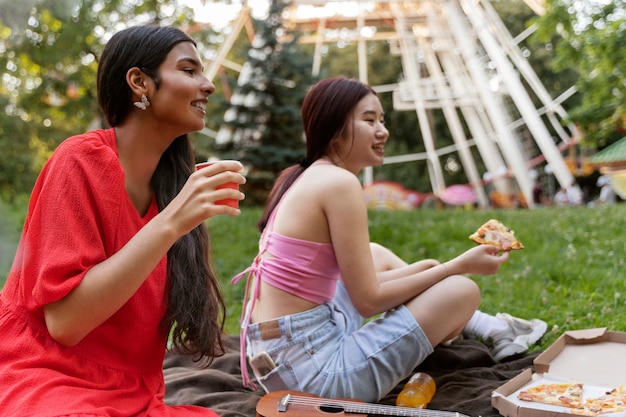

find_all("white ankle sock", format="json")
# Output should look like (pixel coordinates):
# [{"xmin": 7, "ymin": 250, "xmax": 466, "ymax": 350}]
[{"xmin": 464, "ymin": 311, "xmax": 509, "ymax": 339}]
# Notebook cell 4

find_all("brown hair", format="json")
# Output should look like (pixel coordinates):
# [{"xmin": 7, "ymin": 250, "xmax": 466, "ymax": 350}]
[
  {"xmin": 257, "ymin": 77, "xmax": 375, "ymax": 231},
  {"xmin": 98, "ymin": 25, "xmax": 225, "ymax": 363}
]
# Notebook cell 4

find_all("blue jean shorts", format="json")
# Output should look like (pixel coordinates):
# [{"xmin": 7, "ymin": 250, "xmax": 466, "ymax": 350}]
[{"xmin": 245, "ymin": 282, "xmax": 433, "ymax": 402}]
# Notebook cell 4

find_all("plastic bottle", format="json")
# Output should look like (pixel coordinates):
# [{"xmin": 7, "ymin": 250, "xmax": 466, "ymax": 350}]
[{"xmin": 395, "ymin": 372, "xmax": 436, "ymax": 408}]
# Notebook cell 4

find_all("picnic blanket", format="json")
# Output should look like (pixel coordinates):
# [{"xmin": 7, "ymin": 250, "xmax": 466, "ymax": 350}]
[{"xmin": 163, "ymin": 334, "xmax": 539, "ymax": 417}]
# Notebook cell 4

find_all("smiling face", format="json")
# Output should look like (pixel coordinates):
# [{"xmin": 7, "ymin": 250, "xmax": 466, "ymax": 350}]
[
  {"xmin": 148, "ymin": 41, "xmax": 215, "ymax": 135},
  {"xmin": 331, "ymin": 93, "xmax": 389, "ymax": 174}
]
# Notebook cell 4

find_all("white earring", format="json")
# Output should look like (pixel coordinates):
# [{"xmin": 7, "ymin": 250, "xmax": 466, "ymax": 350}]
[{"xmin": 133, "ymin": 94, "xmax": 150, "ymax": 110}]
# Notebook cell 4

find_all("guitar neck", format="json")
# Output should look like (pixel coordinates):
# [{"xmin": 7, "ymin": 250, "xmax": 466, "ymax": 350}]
[{"xmin": 271, "ymin": 392, "xmax": 470, "ymax": 417}]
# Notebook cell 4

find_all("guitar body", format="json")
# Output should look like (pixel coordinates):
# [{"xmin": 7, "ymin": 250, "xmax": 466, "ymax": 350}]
[
  {"xmin": 256, "ymin": 391, "xmax": 364, "ymax": 417},
  {"xmin": 256, "ymin": 390, "xmax": 470, "ymax": 417}
]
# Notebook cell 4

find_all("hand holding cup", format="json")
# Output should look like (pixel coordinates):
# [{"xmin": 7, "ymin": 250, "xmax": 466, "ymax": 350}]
[{"xmin": 195, "ymin": 160, "xmax": 245, "ymax": 209}]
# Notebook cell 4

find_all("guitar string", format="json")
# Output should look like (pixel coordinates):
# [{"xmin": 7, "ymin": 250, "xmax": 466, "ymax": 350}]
[
  {"xmin": 285, "ymin": 396, "xmax": 461, "ymax": 417},
  {"xmin": 283, "ymin": 395, "xmax": 466, "ymax": 417}
]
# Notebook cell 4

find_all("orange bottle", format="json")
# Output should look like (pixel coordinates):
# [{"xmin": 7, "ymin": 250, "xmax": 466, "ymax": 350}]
[{"xmin": 395, "ymin": 372, "xmax": 436, "ymax": 408}]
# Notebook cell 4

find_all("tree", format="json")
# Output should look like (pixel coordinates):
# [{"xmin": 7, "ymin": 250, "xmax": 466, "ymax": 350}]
[
  {"xmin": 0, "ymin": 0, "xmax": 226, "ymax": 198},
  {"xmin": 531, "ymin": 0, "xmax": 626, "ymax": 148},
  {"xmin": 213, "ymin": 0, "xmax": 317, "ymax": 205}
]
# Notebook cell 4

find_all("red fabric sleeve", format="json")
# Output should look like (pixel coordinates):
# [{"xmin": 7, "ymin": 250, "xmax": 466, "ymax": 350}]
[{"xmin": 12, "ymin": 129, "xmax": 125, "ymax": 310}]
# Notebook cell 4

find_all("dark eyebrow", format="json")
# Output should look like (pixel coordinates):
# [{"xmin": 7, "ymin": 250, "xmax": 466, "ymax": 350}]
[
  {"xmin": 178, "ymin": 56, "xmax": 204, "ymax": 72},
  {"xmin": 361, "ymin": 109, "xmax": 384, "ymax": 118}
]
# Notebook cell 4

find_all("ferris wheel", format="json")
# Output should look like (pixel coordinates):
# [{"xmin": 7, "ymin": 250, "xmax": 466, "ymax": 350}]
[{"xmin": 206, "ymin": 0, "xmax": 578, "ymax": 208}]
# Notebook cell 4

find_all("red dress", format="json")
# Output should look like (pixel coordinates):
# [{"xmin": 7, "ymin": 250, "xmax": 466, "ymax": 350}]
[{"xmin": 0, "ymin": 129, "xmax": 218, "ymax": 417}]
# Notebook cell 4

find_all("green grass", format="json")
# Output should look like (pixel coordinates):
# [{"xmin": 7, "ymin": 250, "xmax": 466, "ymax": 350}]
[
  {"xmin": 3, "ymin": 201, "xmax": 625, "ymax": 352},
  {"xmin": 0, "ymin": 195, "xmax": 28, "ymax": 281},
  {"xmin": 208, "ymin": 204, "xmax": 626, "ymax": 351}
]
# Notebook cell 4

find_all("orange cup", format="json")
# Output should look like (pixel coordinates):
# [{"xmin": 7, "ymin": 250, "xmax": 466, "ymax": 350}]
[{"xmin": 195, "ymin": 161, "xmax": 240, "ymax": 209}]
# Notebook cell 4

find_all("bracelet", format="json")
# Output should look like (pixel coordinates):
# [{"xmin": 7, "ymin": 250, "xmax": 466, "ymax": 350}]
[{"xmin": 441, "ymin": 262, "xmax": 449, "ymax": 278}]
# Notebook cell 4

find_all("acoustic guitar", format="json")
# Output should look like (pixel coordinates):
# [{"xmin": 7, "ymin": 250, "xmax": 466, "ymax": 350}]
[{"xmin": 256, "ymin": 390, "xmax": 471, "ymax": 417}]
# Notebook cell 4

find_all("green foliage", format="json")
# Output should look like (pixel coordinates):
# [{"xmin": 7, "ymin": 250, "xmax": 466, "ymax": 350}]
[
  {"xmin": 0, "ymin": 194, "xmax": 28, "ymax": 281},
  {"xmin": 0, "ymin": 0, "xmax": 225, "ymax": 197},
  {"xmin": 531, "ymin": 0, "xmax": 626, "ymax": 147}
]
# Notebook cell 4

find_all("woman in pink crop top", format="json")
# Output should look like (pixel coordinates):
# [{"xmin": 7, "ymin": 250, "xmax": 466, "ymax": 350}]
[
  {"xmin": 0, "ymin": 25, "xmax": 246, "ymax": 416},
  {"xmin": 233, "ymin": 77, "xmax": 547, "ymax": 402}
]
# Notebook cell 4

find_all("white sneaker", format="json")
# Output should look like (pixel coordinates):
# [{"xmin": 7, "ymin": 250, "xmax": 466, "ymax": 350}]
[{"xmin": 490, "ymin": 313, "xmax": 547, "ymax": 361}]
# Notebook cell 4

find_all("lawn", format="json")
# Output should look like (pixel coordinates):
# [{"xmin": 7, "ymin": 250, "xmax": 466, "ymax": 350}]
[{"xmin": 2, "ymin": 201, "xmax": 625, "ymax": 352}]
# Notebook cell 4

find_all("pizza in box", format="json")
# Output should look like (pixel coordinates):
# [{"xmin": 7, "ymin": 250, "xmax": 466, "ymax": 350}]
[{"xmin": 517, "ymin": 381, "xmax": 626, "ymax": 416}]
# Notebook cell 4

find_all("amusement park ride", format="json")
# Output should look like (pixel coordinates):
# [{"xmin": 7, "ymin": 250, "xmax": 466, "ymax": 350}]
[{"xmin": 205, "ymin": 0, "xmax": 582, "ymax": 209}]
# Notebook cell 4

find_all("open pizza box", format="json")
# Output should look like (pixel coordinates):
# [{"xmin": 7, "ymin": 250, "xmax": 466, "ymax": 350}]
[{"xmin": 492, "ymin": 328, "xmax": 626, "ymax": 417}]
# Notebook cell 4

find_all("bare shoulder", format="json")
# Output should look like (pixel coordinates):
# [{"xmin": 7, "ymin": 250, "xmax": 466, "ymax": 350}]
[
  {"xmin": 307, "ymin": 164, "xmax": 362, "ymax": 190},
  {"xmin": 311, "ymin": 165, "xmax": 362, "ymax": 190},
  {"xmin": 284, "ymin": 165, "xmax": 364, "ymax": 213},
  {"xmin": 273, "ymin": 166, "xmax": 363, "ymax": 240},
  {"xmin": 310, "ymin": 167, "xmax": 368, "ymax": 213}
]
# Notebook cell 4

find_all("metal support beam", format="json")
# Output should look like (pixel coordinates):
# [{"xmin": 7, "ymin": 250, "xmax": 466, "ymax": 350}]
[{"xmin": 212, "ymin": 0, "xmax": 577, "ymax": 209}]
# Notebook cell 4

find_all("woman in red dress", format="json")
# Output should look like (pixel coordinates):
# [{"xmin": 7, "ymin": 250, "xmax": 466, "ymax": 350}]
[{"xmin": 0, "ymin": 25, "xmax": 245, "ymax": 416}]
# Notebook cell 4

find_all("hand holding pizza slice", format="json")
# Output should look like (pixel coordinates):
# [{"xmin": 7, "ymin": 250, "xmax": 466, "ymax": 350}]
[{"xmin": 469, "ymin": 219, "xmax": 524, "ymax": 251}]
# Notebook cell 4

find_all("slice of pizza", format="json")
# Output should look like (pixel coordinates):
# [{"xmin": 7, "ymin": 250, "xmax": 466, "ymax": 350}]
[
  {"xmin": 469, "ymin": 219, "xmax": 524, "ymax": 251},
  {"xmin": 571, "ymin": 407, "xmax": 601, "ymax": 416},
  {"xmin": 517, "ymin": 382, "xmax": 584, "ymax": 409},
  {"xmin": 582, "ymin": 386, "xmax": 626, "ymax": 415}
]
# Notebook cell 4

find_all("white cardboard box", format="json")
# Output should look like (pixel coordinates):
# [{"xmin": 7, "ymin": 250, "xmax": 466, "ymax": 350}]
[{"xmin": 492, "ymin": 328, "xmax": 626, "ymax": 417}]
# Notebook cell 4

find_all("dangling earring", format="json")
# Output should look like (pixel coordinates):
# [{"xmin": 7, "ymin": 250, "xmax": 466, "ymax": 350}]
[{"xmin": 133, "ymin": 94, "xmax": 150, "ymax": 110}]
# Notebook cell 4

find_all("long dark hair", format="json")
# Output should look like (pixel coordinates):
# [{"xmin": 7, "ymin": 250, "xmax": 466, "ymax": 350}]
[
  {"xmin": 257, "ymin": 77, "xmax": 376, "ymax": 232},
  {"xmin": 97, "ymin": 25, "xmax": 225, "ymax": 362}
]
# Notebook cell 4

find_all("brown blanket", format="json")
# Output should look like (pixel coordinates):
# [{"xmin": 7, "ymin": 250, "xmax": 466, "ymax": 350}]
[{"xmin": 164, "ymin": 335, "xmax": 538, "ymax": 417}]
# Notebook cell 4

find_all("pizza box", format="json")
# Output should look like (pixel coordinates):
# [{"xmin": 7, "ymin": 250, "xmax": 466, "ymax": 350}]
[{"xmin": 492, "ymin": 328, "xmax": 626, "ymax": 417}]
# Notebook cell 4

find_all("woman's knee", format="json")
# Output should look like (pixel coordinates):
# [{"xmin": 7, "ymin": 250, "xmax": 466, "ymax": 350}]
[
  {"xmin": 370, "ymin": 242, "xmax": 396, "ymax": 261},
  {"xmin": 446, "ymin": 275, "xmax": 481, "ymax": 307},
  {"xmin": 370, "ymin": 242, "xmax": 405, "ymax": 271},
  {"xmin": 406, "ymin": 276, "xmax": 480, "ymax": 346}
]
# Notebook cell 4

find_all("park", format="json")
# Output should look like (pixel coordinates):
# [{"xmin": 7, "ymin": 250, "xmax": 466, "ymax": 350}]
[{"xmin": 0, "ymin": 1, "xmax": 625, "ymax": 416}]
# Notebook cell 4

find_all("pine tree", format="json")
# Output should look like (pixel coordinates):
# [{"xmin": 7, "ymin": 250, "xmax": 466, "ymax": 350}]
[{"xmin": 214, "ymin": 0, "xmax": 317, "ymax": 205}]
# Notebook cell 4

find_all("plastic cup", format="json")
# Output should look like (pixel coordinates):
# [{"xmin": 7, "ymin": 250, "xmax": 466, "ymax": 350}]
[{"xmin": 195, "ymin": 161, "xmax": 240, "ymax": 209}]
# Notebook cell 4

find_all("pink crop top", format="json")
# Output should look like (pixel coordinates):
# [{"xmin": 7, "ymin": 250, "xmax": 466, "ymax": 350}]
[{"xmin": 231, "ymin": 170, "xmax": 341, "ymax": 388}]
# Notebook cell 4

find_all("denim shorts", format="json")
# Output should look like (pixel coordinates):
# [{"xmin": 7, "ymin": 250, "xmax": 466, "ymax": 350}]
[{"xmin": 245, "ymin": 282, "xmax": 433, "ymax": 402}]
